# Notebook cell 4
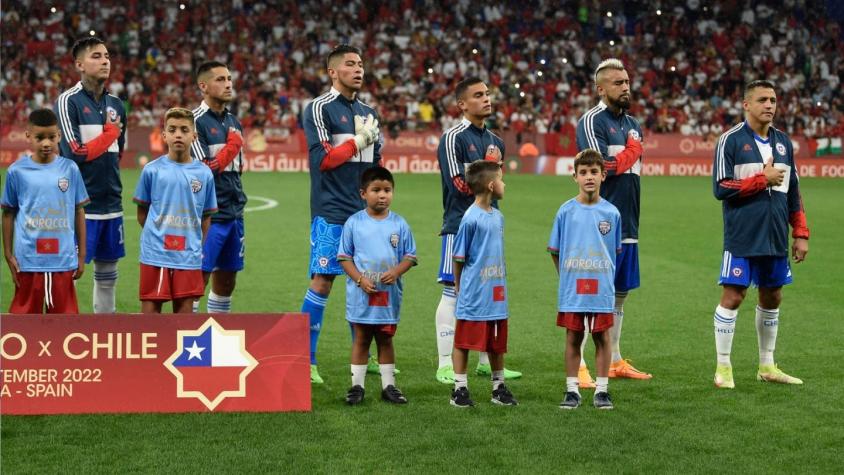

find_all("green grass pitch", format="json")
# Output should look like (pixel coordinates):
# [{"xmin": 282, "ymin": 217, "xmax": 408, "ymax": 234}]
[{"xmin": 2, "ymin": 170, "xmax": 842, "ymax": 472}]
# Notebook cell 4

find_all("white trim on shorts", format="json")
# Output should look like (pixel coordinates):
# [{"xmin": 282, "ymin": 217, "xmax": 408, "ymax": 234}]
[
  {"xmin": 85, "ymin": 212, "xmax": 124, "ymax": 220},
  {"xmin": 442, "ymin": 234, "xmax": 454, "ymax": 276}
]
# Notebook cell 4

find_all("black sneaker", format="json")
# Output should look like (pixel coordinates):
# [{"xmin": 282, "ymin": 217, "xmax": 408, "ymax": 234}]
[
  {"xmin": 593, "ymin": 391, "xmax": 614, "ymax": 410},
  {"xmin": 559, "ymin": 391, "xmax": 581, "ymax": 410},
  {"xmin": 491, "ymin": 384, "xmax": 519, "ymax": 406},
  {"xmin": 345, "ymin": 385, "xmax": 365, "ymax": 405},
  {"xmin": 450, "ymin": 386, "xmax": 475, "ymax": 407},
  {"xmin": 381, "ymin": 385, "xmax": 408, "ymax": 404}
]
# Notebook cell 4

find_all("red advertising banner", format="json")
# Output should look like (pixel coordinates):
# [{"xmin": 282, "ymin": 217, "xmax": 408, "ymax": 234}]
[
  {"xmin": 3, "ymin": 125, "xmax": 842, "ymax": 176},
  {"xmin": 515, "ymin": 156, "xmax": 844, "ymax": 177},
  {"xmin": 381, "ymin": 132, "xmax": 442, "ymax": 154},
  {"xmin": 637, "ymin": 157, "xmax": 844, "ymax": 177},
  {"xmin": 642, "ymin": 134, "xmax": 824, "ymax": 160},
  {"xmin": 0, "ymin": 313, "xmax": 310, "ymax": 414},
  {"xmin": 242, "ymin": 152, "xmax": 441, "ymax": 174}
]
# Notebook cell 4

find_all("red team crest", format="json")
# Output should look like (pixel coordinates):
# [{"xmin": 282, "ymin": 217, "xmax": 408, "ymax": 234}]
[{"xmin": 164, "ymin": 317, "xmax": 258, "ymax": 411}]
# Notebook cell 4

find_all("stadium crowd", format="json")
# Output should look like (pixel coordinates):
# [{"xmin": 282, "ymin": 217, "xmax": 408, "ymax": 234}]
[{"xmin": 2, "ymin": 0, "xmax": 843, "ymax": 140}]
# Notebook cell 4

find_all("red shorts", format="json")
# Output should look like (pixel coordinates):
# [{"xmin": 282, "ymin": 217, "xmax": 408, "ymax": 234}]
[
  {"xmin": 454, "ymin": 319, "xmax": 508, "ymax": 354},
  {"xmin": 557, "ymin": 312, "xmax": 614, "ymax": 333},
  {"xmin": 8, "ymin": 271, "xmax": 78, "ymax": 314},
  {"xmin": 352, "ymin": 322, "xmax": 398, "ymax": 336},
  {"xmin": 139, "ymin": 264, "xmax": 204, "ymax": 301}
]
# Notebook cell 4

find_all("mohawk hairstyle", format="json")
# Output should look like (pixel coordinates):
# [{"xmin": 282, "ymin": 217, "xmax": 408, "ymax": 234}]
[{"xmin": 594, "ymin": 58, "xmax": 625, "ymax": 84}]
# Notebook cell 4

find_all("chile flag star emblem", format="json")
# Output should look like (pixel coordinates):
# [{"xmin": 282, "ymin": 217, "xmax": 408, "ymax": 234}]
[{"xmin": 163, "ymin": 318, "xmax": 258, "ymax": 410}]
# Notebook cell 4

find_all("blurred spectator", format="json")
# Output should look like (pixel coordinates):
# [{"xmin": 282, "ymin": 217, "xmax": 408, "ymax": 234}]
[{"xmin": 1, "ymin": 0, "xmax": 842, "ymax": 139}]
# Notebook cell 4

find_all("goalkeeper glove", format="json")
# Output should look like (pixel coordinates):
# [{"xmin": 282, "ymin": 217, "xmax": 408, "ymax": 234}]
[{"xmin": 353, "ymin": 114, "xmax": 380, "ymax": 151}]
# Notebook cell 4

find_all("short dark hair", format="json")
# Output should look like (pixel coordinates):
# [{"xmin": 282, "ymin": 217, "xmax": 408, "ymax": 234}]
[
  {"xmin": 196, "ymin": 61, "xmax": 228, "ymax": 81},
  {"xmin": 327, "ymin": 44, "xmax": 362, "ymax": 69},
  {"xmin": 29, "ymin": 109, "xmax": 58, "ymax": 127},
  {"xmin": 455, "ymin": 77, "xmax": 485, "ymax": 100},
  {"xmin": 71, "ymin": 36, "xmax": 106, "ymax": 59},
  {"xmin": 744, "ymin": 80, "xmax": 776, "ymax": 98},
  {"xmin": 466, "ymin": 160, "xmax": 501, "ymax": 194},
  {"xmin": 574, "ymin": 149, "xmax": 604, "ymax": 172},
  {"xmin": 360, "ymin": 166, "xmax": 394, "ymax": 190}
]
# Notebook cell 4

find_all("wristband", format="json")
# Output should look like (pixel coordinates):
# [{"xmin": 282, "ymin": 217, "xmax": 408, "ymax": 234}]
[{"xmin": 356, "ymin": 276, "xmax": 362, "ymax": 287}]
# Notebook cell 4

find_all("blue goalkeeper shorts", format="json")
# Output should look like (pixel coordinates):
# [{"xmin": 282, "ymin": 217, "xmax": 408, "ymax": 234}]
[{"xmin": 308, "ymin": 216, "xmax": 344, "ymax": 277}]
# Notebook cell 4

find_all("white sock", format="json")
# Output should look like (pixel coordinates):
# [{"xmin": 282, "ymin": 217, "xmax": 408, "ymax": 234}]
[
  {"xmin": 478, "ymin": 352, "xmax": 490, "ymax": 366},
  {"xmin": 379, "ymin": 364, "xmax": 396, "ymax": 388},
  {"xmin": 580, "ymin": 331, "xmax": 589, "ymax": 367},
  {"xmin": 192, "ymin": 299, "xmax": 200, "ymax": 313},
  {"xmin": 566, "ymin": 377, "xmax": 579, "ymax": 394},
  {"xmin": 454, "ymin": 373, "xmax": 468, "ymax": 390},
  {"xmin": 611, "ymin": 292, "xmax": 627, "ymax": 362},
  {"xmin": 714, "ymin": 305, "xmax": 738, "ymax": 366},
  {"xmin": 596, "ymin": 377, "xmax": 609, "ymax": 393},
  {"xmin": 491, "ymin": 370, "xmax": 504, "ymax": 390},
  {"xmin": 435, "ymin": 287, "xmax": 456, "ymax": 368},
  {"xmin": 756, "ymin": 306, "xmax": 779, "ymax": 366},
  {"xmin": 92, "ymin": 260, "xmax": 118, "ymax": 313},
  {"xmin": 351, "ymin": 364, "xmax": 367, "ymax": 388},
  {"xmin": 207, "ymin": 291, "xmax": 232, "ymax": 313}
]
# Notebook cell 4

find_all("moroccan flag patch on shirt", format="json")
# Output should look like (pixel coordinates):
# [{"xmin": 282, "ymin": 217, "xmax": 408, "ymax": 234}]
[
  {"xmin": 576, "ymin": 279, "xmax": 599, "ymax": 295},
  {"xmin": 164, "ymin": 234, "xmax": 186, "ymax": 251},
  {"xmin": 36, "ymin": 238, "xmax": 59, "ymax": 254}
]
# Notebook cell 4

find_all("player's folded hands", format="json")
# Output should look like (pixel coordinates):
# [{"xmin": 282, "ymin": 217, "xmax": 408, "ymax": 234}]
[
  {"xmin": 380, "ymin": 269, "xmax": 399, "ymax": 285},
  {"xmin": 359, "ymin": 276, "xmax": 377, "ymax": 293}
]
